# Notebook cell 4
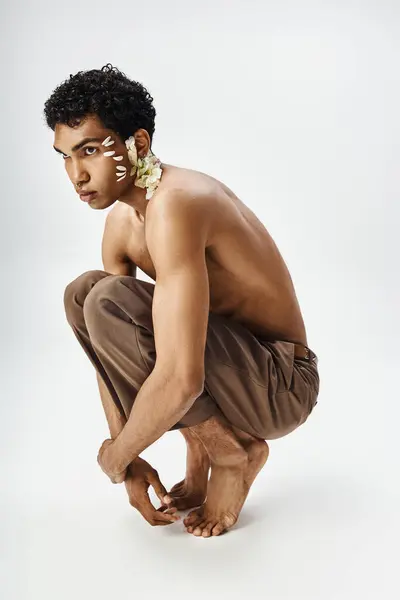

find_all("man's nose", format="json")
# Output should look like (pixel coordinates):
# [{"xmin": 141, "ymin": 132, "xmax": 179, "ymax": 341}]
[
  {"xmin": 74, "ymin": 178, "xmax": 89, "ymax": 189},
  {"xmin": 71, "ymin": 163, "xmax": 89, "ymax": 188},
  {"xmin": 73, "ymin": 173, "xmax": 90, "ymax": 189}
]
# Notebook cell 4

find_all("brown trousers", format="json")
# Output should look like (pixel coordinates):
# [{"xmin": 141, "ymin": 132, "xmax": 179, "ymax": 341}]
[{"xmin": 63, "ymin": 270, "xmax": 320, "ymax": 440}]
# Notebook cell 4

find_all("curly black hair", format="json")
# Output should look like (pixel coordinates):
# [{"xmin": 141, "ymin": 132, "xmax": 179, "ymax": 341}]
[{"xmin": 43, "ymin": 63, "xmax": 156, "ymax": 144}]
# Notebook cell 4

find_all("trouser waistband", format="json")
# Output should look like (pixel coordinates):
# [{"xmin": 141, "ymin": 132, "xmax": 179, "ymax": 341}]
[{"xmin": 293, "ymin": 343, "xmax": 318, "ymax": 362}]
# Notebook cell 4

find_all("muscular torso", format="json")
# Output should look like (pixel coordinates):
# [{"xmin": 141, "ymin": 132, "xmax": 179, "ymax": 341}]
[{"xmin": 109, "ymin": 164, "xmax": 308, "ymax": 346}]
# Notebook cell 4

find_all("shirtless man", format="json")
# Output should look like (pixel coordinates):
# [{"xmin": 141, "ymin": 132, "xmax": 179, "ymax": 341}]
[{"xmin": 44, "ymin": 64, "xmax": 320, "ymax": 537}]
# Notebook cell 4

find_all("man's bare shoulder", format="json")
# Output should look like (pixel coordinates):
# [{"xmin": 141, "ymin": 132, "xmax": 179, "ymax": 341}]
[
  {"xmin": 104, "ymin": 201, "xmax": 138, "ymax": 238},
  {"xmin": 106, "ymin": 200, "xmax": 130, "ymax": 222},
  {"xmin": 159, "ymin": 163, "xmax": 226, "ymax": 196},
  {"xmin": 148, "ymin": 164, "xmax": 234, "ymax": 241},
  {"xmin": 148, "ymin": 186, "xmax": 214, "ymax": 250}
]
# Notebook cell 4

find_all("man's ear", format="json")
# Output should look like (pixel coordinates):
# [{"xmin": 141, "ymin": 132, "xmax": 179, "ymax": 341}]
[{"xmin": 134, "ymin": 128, "xmax": 151, "ymax": 157}]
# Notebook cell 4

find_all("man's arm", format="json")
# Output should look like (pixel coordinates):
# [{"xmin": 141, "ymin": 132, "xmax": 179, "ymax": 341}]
[
  {"xmin": 98, "ymin": 209, "xmax": 134, "ymax": 438},
  {"xmin": 97, "ymin": 212, "xmax": 181, "ymax": 522},
  {"xmin": 96, "ymin": 373, "xmax": 126, "ymax": 438},
  {"xmin": 103, "ymin": 190, "xmax": 211, "ymax": 475}
]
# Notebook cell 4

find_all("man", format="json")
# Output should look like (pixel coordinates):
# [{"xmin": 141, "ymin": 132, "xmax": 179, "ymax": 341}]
[{"xmin": 44, "ymin": 63, "xmax": 320, "ymax": 538}]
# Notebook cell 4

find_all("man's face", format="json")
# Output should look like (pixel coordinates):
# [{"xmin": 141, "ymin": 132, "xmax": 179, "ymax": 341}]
[{"xmin": 53, "ymin": 114, "xmax": 132, "ymax": 209}]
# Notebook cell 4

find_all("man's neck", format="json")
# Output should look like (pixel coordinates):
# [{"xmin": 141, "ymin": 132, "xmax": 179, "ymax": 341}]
[
  {"xmin": 117, "ymin": 178, "xmax": 149, "ymax": 218},
  {"xmin": 117, "ymin": 161, "xmax": 167, "ymax": 219}
]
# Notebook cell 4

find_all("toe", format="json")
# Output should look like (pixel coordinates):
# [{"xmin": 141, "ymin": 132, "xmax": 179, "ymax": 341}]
[
  {"xmin": 171, "ymin": 485, "xmax": 186, "ymax": 498},
  {"xmin": 169, "ymin": 481, "xmax": 185, "ymax": 494},
  {"xmin": 212, "ymin": 522, "xmax": 225, "ymax": 536},
  {"xmin": 186, "ymin": 515, "xmax": 204, "ymax": 533},
  {"xmin": 183, "ymin": 509, "xmax": 202, "ymax": 527},
  {"xmin": 202, "ymin": 521, "xmax": 216, "ymax": 537},
  {"xmin": 192, "ymin": 519, "xmax": 209, "ymax": 536}
]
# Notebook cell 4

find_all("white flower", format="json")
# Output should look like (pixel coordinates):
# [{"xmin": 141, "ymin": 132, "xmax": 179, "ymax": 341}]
[
  {"xmin": 125, "ymin": 135, "xmax": 138, "ymax": 175},
  {"xmin": 124, "ymin": 135, "xmax": 163, "ymax": 200}
]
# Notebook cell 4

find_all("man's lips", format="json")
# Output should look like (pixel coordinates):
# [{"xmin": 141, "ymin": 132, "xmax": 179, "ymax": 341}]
[{"xmin": 79, "ymin": 191, "xmax": 97, "ymax": 202}]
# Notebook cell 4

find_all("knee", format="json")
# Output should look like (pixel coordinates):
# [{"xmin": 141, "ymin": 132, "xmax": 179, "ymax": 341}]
[
  {"xmin": 83, "ymin": 274, "xmax": 151, "ymax": 317},
  {"xmin": 82, "ymin": 276, "xmax": 154, "ymax": 340},
  {"xmin": 82, "ymin": 274, "xmax": 127, "ymax": 330},
  {"xmin": 82, "ymin": 274, "xmax": 121, "ymax": 309},
  {"xmin": 64, "ymin": 269, "xmax": 110, "ymax": 323}
]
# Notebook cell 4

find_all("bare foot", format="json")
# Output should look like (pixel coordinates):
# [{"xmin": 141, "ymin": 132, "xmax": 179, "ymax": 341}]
[
  {"xmin": 184, "ymin": 437, "xmax": 269, "ymax": 537},
  {"xmin": 162, "ymin": 427, "xmax": 211, "ymax": 511}
]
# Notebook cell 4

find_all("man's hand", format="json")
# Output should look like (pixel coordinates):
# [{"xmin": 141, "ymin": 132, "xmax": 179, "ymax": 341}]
[
  {"xmin": 124, "ymin": 457, "xmax": 181, "ymax": 527},
  {"xmin": 97, "ymin": 439, "xmax": 127, "ymax": 484}
]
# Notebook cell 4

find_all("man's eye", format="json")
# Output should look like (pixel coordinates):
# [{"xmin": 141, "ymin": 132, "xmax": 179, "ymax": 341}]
[
  {"xmin": 61, "ymin": 147, "xmax": 97, "ymax": 159},
  {"xmin": 84, "ymin": 147, "xmax": 97, "ymax": 156}
]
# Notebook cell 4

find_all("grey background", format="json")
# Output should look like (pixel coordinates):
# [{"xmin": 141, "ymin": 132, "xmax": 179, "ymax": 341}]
[{"xmin": 1, "ymin": 1, "xmax": 399, "ymax": 598}]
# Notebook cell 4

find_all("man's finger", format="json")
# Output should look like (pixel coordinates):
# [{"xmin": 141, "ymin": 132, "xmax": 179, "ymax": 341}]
[
  {"xmin": 147, "ymin": 470, "xmax": 174, "ymax": 505},
  {"xmin": 144, "ymin": 507, "xmax": 180, "ymax": 525},
  {"xmin": 152, "ymin": 511, "xmax": 180, "ymax": 524},
  {"xmin": 151, "ymin": 518, "xmax": 180, "ymax": 527},
  {"xmin": 158, "ymin": 504, "xmax": 178, "ymax": 514},
  {"xmin": 135, "ymin": 490, "xmax": 180, "ymax": 525},
  {"xmin": 158, "ymin": 505, "xmax": 178, "ymax": 514}
]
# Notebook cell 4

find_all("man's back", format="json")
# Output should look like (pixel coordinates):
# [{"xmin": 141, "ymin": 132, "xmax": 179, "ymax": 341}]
[{"xmin": 104, "ymin": 164, "xmax": 308, "ymax": 345}]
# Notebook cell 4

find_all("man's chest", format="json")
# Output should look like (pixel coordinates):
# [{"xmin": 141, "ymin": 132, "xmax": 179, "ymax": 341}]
[{"xmin": 122, "ymin": 212, "xmax": 260, "ymax": 321}]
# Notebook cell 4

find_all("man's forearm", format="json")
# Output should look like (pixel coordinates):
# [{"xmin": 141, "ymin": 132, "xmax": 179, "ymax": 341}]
[
  {"xmin": 96, "ymin": 372, "xmax": 126, "ymax": 439},
  {"xmin": 106, "ymin": 366, "xmax": 201, "ymax": 474}
]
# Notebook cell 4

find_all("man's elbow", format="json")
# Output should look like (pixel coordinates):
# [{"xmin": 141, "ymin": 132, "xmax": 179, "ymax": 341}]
[
  {"xmin": 155, "ymin": 362, "xmax": 204, "ymax": 399},
  {"xmin": 177, "ymin": 370, "xmax": 205, "ymax": 399}
]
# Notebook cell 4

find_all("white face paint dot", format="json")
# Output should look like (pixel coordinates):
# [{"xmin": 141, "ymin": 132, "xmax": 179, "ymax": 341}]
[
  {"xmin": 102, "ymin": 136, "xmax": 112, "ymax": 145},
  {"xmin": 104, "ymin": 150, "xmax": 116, "ymax": 157},
  {"xmin": 116, "ymin": 166, "xmax": 126, "ymax": 171},
  {"xmin": 117, "ymin": 173, "xmax": 127, "ymax": 182},
  {"xmin": 112, "ymin": 156, "xmax": 123, "ymax": 161}
]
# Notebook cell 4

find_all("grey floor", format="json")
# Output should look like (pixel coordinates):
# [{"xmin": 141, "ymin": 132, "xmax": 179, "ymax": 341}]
[{"xmin": 2, "ymin": 266, "xmax": 398, "ymax": 600}]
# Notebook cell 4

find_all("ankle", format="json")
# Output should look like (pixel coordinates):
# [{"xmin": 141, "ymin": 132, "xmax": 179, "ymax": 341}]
[
  {"xmin": 187, "ymin": 450, "xmax": 210, "ymax": 471},
  {"xmin": 211, "ymin": 448, "xmax": 248, "ymax": 469}
]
